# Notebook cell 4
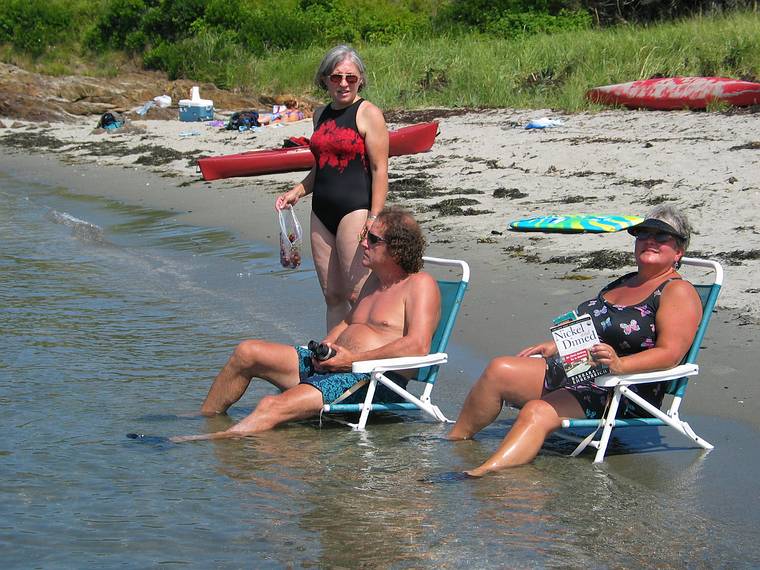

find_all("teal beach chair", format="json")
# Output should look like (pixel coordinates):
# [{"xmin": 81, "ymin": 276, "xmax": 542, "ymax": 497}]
[
  {"xmin": 322, "ymin": 256, "xmax": 470, "ymax": 431},
  {"xmin": 561, "ymin": 257, "xmax": 724, "ymax": 462}
]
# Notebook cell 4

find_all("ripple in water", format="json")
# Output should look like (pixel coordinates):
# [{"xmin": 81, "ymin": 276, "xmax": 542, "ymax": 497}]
[{"xmin": 47, "ymin": 209, "xmax": 106, "ymax": 243}]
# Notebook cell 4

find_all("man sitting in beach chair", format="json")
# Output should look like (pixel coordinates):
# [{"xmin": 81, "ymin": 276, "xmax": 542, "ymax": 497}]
[{"xmin": 173, "ymin": 207, "xmax": 440, "ymax": 441}]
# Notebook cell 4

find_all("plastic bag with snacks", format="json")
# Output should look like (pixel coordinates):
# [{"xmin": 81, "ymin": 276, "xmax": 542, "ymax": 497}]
[{"xmin": 278, "ymin": 206, "xmax": 303, "ymax": 268}]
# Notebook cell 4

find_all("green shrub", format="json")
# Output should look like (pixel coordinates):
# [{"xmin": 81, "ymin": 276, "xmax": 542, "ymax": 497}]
[
  {"xmin": 238, "ymin": 5, "xmax": 318, "ymax": 53},
  {"xmin": 441, "ymin": 0, "xmax": 574, "ymax": 28},
  {"xmin": 203, "ymin": 0, "xmax": 245, "ymax": 31},
  {"xmin": 142, "ymin": 41, "xmax": 179, "ymax": 77},
  {"xmin": 301, "ymin": 0, "xmax": 357, "ymax": 44},
  {"xmin": 485, "ymin": 9, "xmax": 592, "ymax": 38},
  {"xmin": 85, "ymin": 0, "xmax": 147, "ymax": 51},
  {"xmin": 141, "ymin": 0, "xmax": 208, "ymax": 43},
  {"xmin": 437, "ymin": 0, "xmax": 593, "ymax": 37},
  {"xmin": 124, "ymin": 30, "xmax": 149, "ymax": 54},
  {"xmin": 232, "ymin": 0, "xmax": 433, "ymax": 53},
  {"xmin": 0, "ymin": 0, "xmax": 77, "ymax": 57},
  {"xmin": 87, "ymin": 0, "xmax": 208, "ymax": 52},
  {"xmin": 578, "ymin": 0, "xmax": 758, "ymax": 25},
  {"xmin": 143, "ymin": 28, "xmax": 249, "ymax": 88},
  {"xmin": 352, "ymin": 3, "xmax": 432, "ymax": 43}
]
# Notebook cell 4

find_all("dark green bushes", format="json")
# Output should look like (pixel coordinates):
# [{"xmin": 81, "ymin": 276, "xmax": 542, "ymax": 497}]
[
  {"xmin": 86, "ymin": 0, "xmax": 207, "ymax": 52},
  {"xmin": 121, "ymin": 0, "xmax": 433, "ymax": 75},
  {"xmin": 299, "ymin": 0, "xmax": 431, "ymax": 45},
  {"xmin": 142, "ymin": 29, "xmax": 247, "ymax": 86},
  {"xmin": 205, "ymin": 0, "xmax": 432, "ymax": 53},
  {"xmin": 442, "ymin": 0, "xmax": 759, "ymax": 30},
  {"xmin": 482, "ymin": 9, "xmax": 592, "ymax": 37},
  {"xmin": 583, "ymin": 0, "xmax": 758, "ymax": 24},
  {"xmin": 142, "ymin": 0, "xmax": 207, "ymax": 42},
  {"xmin": 3, "ymin": 0, "xmax": 759, "ymax": 61},
  {"xmin": 84, "ymin": 0, "xmax": 148, "ymax": 52},
  {"xmin": 0, "ymin": 0, "xmax": 83, "ymax": 57},
  {"xmin": 439, "ymin": 0, "xmax": 593, "ymax": 37},
  {"xmin": 201, "ymin": 0, "xmax": 313, "ymax": 53},
  {"xmin": 86, "ymin": 0, "xmax": 432, "ymax": 59}
]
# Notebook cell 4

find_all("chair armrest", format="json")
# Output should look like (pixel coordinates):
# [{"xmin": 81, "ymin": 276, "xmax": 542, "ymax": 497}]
[
  {"xmin": 352, "ymin": 353, "xmax": 448, "ymax": 374},
  {"xmin": 594, "ymin": 364, "xmax": 699, "ymax": 388}
]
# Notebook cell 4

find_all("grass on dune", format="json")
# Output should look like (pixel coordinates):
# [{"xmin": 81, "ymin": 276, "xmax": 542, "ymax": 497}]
[
  {"xmin": 4, "ymin": 11, "xmax": 759, "ymax": 112},
  {"xmin": 244, "ymin": 11, "xmax": 760, "ymax": 111}
]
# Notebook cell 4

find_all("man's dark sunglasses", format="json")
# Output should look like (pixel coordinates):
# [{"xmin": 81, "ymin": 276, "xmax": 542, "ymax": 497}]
[
  {"xmin": 633, "ymin": 230, "xmax": 676, "ymax": 243},
  {"xmin": 367, "ymin": 232, "xmax": 386, "ymax": 245}
]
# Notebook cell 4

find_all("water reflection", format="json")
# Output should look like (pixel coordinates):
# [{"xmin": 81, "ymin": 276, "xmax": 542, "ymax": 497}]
[
  {"xmin": 153, "ymin": 398, "xmax": 760, "ymax": 567},
  {"xmin": 204, "ymin": 423, "xmax": 443, "ymax": 567}
]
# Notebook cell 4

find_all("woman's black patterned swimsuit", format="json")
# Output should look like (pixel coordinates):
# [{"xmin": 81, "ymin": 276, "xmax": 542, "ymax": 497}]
[
  {"xmin": 544, "ymin": 273, "xmax": 681, "ymax": 419},
  {"xmin": 310, "ymin": 99, "xmax": 372, "ymax": 235}
]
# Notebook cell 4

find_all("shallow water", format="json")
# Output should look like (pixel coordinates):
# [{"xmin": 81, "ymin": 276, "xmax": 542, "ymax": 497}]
[{"xmin": 2, "ymin": 171, "xmax": 759, "ymax": 568}]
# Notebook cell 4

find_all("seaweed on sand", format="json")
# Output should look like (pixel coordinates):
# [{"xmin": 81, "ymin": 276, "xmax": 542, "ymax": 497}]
[
  {"xmin": 431, "ymin": 198, "xmax": 493, "ymax": 216},
  {"xmin": 388, "ymin": 174, "xmax": 444, "ymax": 200},
  {"xmin": 384, "ymin": 108, "xmax": 474, "ymax": 124},
  {"xmin": 613, "ymin": 178, "xmax": 667, "ymax": 188},
  {"xmin": 502, "ymin": 244, "xmax": 541, "ymax": 263},
  {"xmin": 493, "ymin": 187, "xmax": 528, "ymax": 199},
  {"xmin": 716, "ymin": 249, "xmax": 760, "ymax": 265},
  {"xmin": 131, "ymin": 145, "xmax": 197, "ymax": 166},
  {"xmin": 551, "ymin": 194, "xmax": 599, "ymax": 204},
  {"xmin": 1, "ymin": 131, "xmax": 80, "ymax": 151},
  {"xmin": 546, "ymin": 250, "xmax": 636, "ymax": 270}
]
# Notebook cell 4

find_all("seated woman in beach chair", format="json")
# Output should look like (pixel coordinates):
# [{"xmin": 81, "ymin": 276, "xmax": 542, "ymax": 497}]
[{"xmin": 448, "ymin": 205, "xmax": 703, "ymax": 476}]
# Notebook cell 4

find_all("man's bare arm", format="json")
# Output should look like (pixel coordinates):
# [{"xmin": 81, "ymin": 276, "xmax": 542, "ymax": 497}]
[{"xmin": 322, "ymin": 319, "xmax": 349, "ymax": 345}]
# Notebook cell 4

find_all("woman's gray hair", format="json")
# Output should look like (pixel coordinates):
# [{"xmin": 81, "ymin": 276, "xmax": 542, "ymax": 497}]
[
  {"xmin": 314, "ymin": 45, "xmax": 367, "ymax": 92},
  {"xmin": 647, "ymin": 204, "xmax": 692, "ymax": 250}
]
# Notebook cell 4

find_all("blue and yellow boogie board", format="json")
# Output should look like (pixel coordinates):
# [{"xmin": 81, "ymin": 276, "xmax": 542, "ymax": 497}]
[{"xmin": 509, "ymin": 214, "xmax": 643, "ymax": 234}]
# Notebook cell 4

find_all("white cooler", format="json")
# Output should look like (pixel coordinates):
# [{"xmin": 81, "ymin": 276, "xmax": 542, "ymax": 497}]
[{"xmin": 179, "ymin": 86, "xmax": 214, "ymax": 121}]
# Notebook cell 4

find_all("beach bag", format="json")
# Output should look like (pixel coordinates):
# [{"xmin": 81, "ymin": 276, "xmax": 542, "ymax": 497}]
[
  {"xmin": 227, "ymin": 110, "xmax": 260, "ymax": 131},
  {"xmin": 278, "ymin": 207, "xmax": 303, "ymax": 268},
  {"xmin": 97, "ymin": 111, "xmax": 124, "ymax": 130}
]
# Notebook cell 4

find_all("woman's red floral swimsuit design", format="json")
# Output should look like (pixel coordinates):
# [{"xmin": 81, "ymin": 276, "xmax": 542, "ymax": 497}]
[
  {"xmin": 310, "ymin": 119, "xmax": 368, "ymax": 172},
  {"xmin": 310, "ymin": 99, "xmax": 373, "ymax": 235}
]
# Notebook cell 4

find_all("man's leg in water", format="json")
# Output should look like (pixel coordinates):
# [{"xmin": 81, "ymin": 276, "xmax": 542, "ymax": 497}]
[
  {"xmin": 174, "ymin": 383, "xmax": 324, "ymax": 442},
  {"xmin": 200, "ymin": 340, "xmax": 301, "ymax": 415}
]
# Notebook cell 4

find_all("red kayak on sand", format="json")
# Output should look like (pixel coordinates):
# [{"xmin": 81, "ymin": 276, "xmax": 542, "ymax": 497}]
[
  {"xmin": 586, "ymin": 77, "xmax": 760, "ymax": 110},
  {"xmin": 198, "ymin": 121, "xmax": 439, "ymax": 181}
]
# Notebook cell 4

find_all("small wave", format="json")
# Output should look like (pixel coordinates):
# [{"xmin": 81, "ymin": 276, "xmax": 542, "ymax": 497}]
[{"xmin": 47, "ymin": 209, "xmax": 106, "ymax": 243}]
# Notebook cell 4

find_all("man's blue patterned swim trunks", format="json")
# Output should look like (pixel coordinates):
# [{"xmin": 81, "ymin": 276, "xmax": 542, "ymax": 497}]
[{"xmin": 294, "ymin": 345, "xmax": 409, "ymax": 404}]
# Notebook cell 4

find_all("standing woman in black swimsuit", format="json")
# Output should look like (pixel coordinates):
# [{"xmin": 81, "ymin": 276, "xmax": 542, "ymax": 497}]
[
  {"xmin": 276, "ymin": 45, "xmax": 389, "ymax": 330},
  {"xmin": 448, "ymin": 205, "xmax": 703, "ymax": 476}
]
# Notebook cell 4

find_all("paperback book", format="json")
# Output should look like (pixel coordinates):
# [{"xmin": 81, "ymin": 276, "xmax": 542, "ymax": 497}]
[{"xmin": 550, "ymin": 313, "xmax": 609, "ymax": 385}]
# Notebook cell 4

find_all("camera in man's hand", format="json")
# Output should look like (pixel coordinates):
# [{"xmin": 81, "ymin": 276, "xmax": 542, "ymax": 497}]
[{"xmin": 308, "ymin": 340, "xmax": 336, "ymax": 361}]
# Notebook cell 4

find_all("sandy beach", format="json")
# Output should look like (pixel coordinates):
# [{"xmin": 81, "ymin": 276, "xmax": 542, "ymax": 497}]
[{"xmin": 2, "ymin": 100, "xmax": 758, "ymax": 430}]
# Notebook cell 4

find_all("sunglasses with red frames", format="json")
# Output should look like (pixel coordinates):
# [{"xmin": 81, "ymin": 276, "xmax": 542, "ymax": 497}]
[
  {"xmin": 366, "ymin": 232, "xmax": 386, "ymax": 246},
  {"xmin": 328, "ymin": 73, "xmax": 359, "ymax": 85},
  {"xmin": 633, "ymin": 230, "xmax": 676, "ymax": 243}
]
